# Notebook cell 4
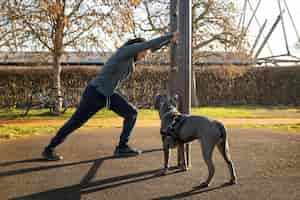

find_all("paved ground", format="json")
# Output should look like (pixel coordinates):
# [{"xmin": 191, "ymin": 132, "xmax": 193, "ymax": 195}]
[{"xmin": 0, "ymin": 127, "xmax": 299, "ymax": 200}]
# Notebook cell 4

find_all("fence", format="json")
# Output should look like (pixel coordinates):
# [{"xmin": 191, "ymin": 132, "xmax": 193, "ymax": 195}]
[{"xmin": 0, "ymin": 65, "xmax": 299, "ymax": 108}]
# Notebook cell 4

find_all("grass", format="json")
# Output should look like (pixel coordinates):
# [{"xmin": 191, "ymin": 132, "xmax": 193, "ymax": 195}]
[
  {"xmin": 192, "ymin": 107, "xmax": 255, "ymax": 118},
  {"xmin": 193, "ymin": 105, "xmax": 300, "ymax": 118},
  {"xmin": 1, "ymin": 122, "xmax": 299, "ymax": 141},
  {"xmin": 0, "ymin": 106, "xmax": 299, "ymax": 140},
  {"xmin": 0, "ymin": 124, "xmax": 58, "ymax": 140},
  {"xmin": 1, "ymin": 105, "xmax": 299, "ymax": 120},
  {"xmin": 228, "ymin": 123, "xmax": 300, "ymax": 134},
  {"xmin": 0, "ymin": 108, "xmax": 120, "ymax": 120},
  {"xmin": 0, "ymin": 123, "xmax": 115, "ymax": 140}
]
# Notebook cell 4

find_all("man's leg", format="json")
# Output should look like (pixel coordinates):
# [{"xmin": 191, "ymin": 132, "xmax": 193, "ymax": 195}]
[
  {"xmin": 109, "ymin": 93, "xmax": 140, "ymax": 156},
  {"xmin": 43, "ymin": 85, "xmax": 106, "ymax": 160}
]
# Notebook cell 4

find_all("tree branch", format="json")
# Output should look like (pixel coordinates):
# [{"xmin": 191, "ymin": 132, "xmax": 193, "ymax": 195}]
[
  {"xmin": 23, "ymin": 18, "xmax": 53, "ymax": 51},
  {"xmin": 67, "ymin": 0, "xmax": 85, "ymax": 18}
]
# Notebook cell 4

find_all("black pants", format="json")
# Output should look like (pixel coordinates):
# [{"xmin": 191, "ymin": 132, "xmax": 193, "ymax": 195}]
[{"xmin": 46, "ymin": 85, "xmax": 138, "ymax": 149}]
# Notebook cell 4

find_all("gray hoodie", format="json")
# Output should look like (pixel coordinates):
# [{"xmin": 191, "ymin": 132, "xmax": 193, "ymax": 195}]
[{"xmin": 89, "ymin": 33, "xmax": 173, "ymax": 96}]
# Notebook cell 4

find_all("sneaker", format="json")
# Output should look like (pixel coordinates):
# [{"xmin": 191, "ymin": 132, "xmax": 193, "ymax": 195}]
[
  {"xmin": 114, "ymin": 144, "xmax": 142, "ymax": 157},
  {"xmin": 42, "ymin": 148, "xmax": 63, "ymax": 161}
]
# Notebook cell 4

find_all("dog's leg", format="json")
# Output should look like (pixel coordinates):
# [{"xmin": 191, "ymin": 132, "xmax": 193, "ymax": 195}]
[
  {"xmin": 177, "ymin": 142, "xmax": 187, "ymax": 171},
  {"xmin": 162, "ymin": 145, "xmax": 170, "ymax": 175},
  {"xmin": 177, "ymin": 144, "xmax": 183, "ymax": 168},
  {"xmin": 217, "ymin": 139, "xmax": 237, "ymax": 185},
  {"xmin": 158, "ymin": 136, "xmax": 170, "ymax": 176},
  {"xmin": 198, "ymin": 139, "xmax": 215, "ymax": 188},
  {"xmin": 185, "ymin": 143, "xmax": 191, "ymax": 170}
]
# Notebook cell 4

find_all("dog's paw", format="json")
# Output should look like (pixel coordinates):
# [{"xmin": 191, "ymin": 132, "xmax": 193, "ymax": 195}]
[
  {"xmin": 227, "ymin": 179, "xmax": 237, "ymax": 185},
  {"xmin": 156, "ymin": 168, "xmax": 168, "ymax": 176},
  {"xmin": 182, "ymin": 166, "xmax": 189, "ymax": 171},
  {"xmin": 176, "ymin": 164, "xmax": 188, "ymax": 172}
]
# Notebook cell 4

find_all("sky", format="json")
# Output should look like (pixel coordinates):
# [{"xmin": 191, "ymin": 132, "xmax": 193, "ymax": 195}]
[
  {"xmin": 129, "ymin": 0, "xmax": 300, "ymax": 59},
  {"xmin": 238, "ymin": 0, "xmax": 300, "ymax": 58},
  {"xmin": 1, "ymin": 0, "xmax": 300, "ymax": 58}
]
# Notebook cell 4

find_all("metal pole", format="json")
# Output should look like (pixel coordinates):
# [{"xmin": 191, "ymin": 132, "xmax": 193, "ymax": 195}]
[
  {"xmin": 248, "ymin": 0, "xmax": 274, "ymax": 56},
  {"xmin": 250, "ymin": 19, "xmax": 267, "ymax": 56},
  {"xmin": 255, "ymin": 14, "xmax": 281, "ymax": 59},
  {"xmin": 277, "ymin": 0, "xmax": 290, "ymax": 55},
  {"xmin": 283, "ymin": 0, "xmax": 300, "ymax": 43},
  {"xmin": 169, "ymin": 0, "xmax": 178, "ymax": 96},
  {"xmin": 237, "ymin": 0, "xmax": 247, "ymax": 30},
  {"xmin": 245, "ymin": 0, "xmax": 262, "ymax": 32},
  {"xmin": 170, "ymin": 0, "xmax": 183, "ymax": 168},
  {"xmin": 177, "ymin": 0, "xmax": 192, "ymax": 169},
  {"xmin": 178, "ymin": 0, "xmax": 192, "ymax": 114},
  {"xmin": 238, "ymin": 0, "xmax": 262, "ymax": 51}
]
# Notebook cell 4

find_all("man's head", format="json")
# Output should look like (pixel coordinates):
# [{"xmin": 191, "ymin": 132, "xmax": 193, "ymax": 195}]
[{"xmin": 123, "ymin": 38, "xmax": 151, "ymax": 61}]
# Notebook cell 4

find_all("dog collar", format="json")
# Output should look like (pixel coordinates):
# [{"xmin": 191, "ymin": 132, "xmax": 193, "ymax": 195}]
[{"xmin": 161, "ymin": 109, "xmax": 179, "ymax": 120}]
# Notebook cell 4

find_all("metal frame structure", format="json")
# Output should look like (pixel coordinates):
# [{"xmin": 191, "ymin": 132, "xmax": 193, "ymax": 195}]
[{"xmin": 239, "ymin": 0, "xmax": 300, "ymax": 66}]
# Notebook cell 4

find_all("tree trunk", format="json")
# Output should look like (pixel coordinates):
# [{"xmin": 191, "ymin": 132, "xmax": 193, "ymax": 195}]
[
  {"xmin": 52, "ymin": 0, "xmax": 65, "ymax": 113},
  {"xmin": 52, "ymin": 54, "xmax": 62, "ymax": 113},
  {"xmin": 191, "ymin": 70, "xmax": 199, "ymax": 107}
]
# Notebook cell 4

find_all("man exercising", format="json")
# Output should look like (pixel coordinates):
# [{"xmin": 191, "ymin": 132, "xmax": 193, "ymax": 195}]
[{"xmin": 42, "ymin": 32, "xmax": 179, "ymax": 161}]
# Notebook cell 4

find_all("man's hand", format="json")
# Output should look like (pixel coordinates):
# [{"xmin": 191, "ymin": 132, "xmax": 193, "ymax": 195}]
[{"xmin": 171, "ymin": 32, "xmax": 179, "ymax": 44}]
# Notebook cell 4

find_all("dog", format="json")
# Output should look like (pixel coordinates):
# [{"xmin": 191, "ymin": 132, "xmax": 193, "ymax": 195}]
[{"xmin": 154, "ymin": 94, "xmax": 237, "ymax": 188}]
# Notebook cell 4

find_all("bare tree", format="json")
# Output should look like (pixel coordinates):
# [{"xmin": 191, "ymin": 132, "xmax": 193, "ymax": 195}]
[
  {"xmin": 1, "ymin": 0, "xmax": 142, "ymax": 112},
  {"xmin": 1, "ymin": 0, "xmax": 240, "ymax": 110},
  {"xmin": 125, "ymin": 0, "xmax": 241, "ymax": 63}
]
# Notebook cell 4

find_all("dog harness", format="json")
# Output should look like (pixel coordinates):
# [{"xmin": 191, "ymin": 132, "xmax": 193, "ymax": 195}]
[{"xmin": 160, "ymin": 112, "xmax": 188, "ymax": 140}]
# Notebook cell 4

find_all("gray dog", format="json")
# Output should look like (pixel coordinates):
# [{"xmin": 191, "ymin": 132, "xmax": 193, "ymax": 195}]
[{"xmin": 154, "ymin": 94, "xmax": 237, "ymax": 188}]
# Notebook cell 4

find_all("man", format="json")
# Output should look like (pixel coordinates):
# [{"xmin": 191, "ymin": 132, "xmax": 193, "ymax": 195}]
[{"xmin": 42, "ymin": 32, "xmax": 179, "ymax": 161}]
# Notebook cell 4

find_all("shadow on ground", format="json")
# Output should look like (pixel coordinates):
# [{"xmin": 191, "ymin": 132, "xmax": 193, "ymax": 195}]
[
  {"xmin": 151, "ymin": 183, "xmax": 233, "ymax": 200},
  {"xmin": 3, "ymin": 148, "xmax": 231, "ymax": 200}
]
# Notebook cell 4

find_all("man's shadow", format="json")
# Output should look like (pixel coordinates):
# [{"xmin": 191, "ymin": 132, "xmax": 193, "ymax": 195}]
[
  {"xmin": 0, "ymin": 158, "xmax": 46, "ymax": 167},
  {"xmin": 3, "ymin": 148, "xmax": 163, "ymax": 200},
  {"xmin": 4, "ymin": 148, "xmax": 233, "ymax": 200},
  {"xmin": 0, "ymin": 148, "xmax": 161, "ymax": 177}
]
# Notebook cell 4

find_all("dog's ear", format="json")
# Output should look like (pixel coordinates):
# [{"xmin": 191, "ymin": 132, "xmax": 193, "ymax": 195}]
[
  {"xmin": 173, "ymin": 94, "xmax": 179, "ymax": 102},
  {"xmin": 170, "ymin": 93, "xmax": 180, "ymax": 107},
  {"xmin": 154, "ymin": 94, "xmax": 168, "ymax": 110}
]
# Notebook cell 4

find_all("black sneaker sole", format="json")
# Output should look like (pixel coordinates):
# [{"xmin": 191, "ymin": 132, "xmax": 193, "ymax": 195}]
[
  {"xmin": 42, "ymin": 151, "xmax": 63, "ymax": 161},
  {"xmin": 114, "ymin": 150, "xmax": 142, "ymax": 158}
]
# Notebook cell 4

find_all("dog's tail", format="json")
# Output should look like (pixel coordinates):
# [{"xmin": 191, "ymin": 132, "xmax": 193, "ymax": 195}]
[{"xmin": 214, "ymin": 120, "xmax": 227, "ymax": 142}]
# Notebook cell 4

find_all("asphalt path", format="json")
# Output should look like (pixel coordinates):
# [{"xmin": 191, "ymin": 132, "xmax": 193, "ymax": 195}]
[{"xmin": 0, "ymin": 127, "xmax": 299, "ymax": 200}]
